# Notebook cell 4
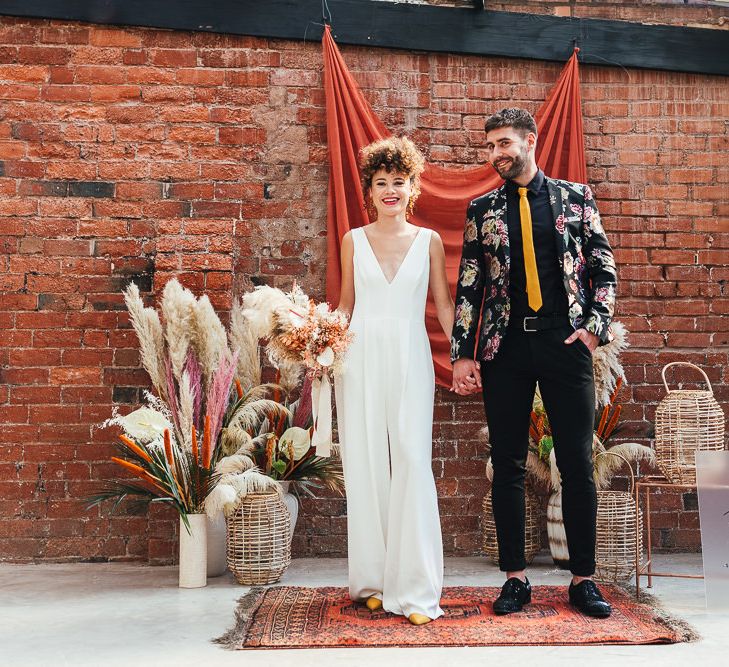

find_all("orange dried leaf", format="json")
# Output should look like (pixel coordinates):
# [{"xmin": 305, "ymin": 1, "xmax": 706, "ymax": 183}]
[
  {"xmin": 202, "ymin": 414, "xmax": 212, "ymax": 469},
  {"xmin": 163, "ymin": 429, "xmax": 173, "ymax": 466},
  {"xmin": 118, "ymin": 435, "xmax": 152, "ymax": 463}
]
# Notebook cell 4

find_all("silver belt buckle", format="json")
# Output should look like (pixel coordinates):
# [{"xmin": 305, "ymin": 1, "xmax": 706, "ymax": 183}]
[{"xmin": 523, "ymin": 316, "xmax": 538, "ymax": 332}]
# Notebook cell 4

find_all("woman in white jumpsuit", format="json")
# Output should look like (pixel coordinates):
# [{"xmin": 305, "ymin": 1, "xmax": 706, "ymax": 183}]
[{"xmin": 335, "ymin": 137, "xmax": 455, "ymax": 625}]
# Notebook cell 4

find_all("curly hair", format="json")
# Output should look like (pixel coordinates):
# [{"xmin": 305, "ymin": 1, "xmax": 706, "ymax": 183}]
[
  {"xmin": 484, "ymin": 107, "xmax": 537, "ymax": 138},
  {"xmin": 359, "ymin": 136, "xmax": 425, "ymax": 214}
]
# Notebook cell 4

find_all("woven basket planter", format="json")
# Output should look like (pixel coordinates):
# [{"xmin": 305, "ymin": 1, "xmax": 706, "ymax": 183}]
[
  {"xmin": 482, "ymin": 484, "xmax": 541, "ymax": 565},
  {"xmin": 226, "ymin": 491, "xmax": 291, "ymax": 585},
  {"xmin": 655, "ymin": 362, "xmax": 725, "ymax": 485},
  {"xmin": 594, "ymin": 452, "xmax": 644, "ymax": 582}
]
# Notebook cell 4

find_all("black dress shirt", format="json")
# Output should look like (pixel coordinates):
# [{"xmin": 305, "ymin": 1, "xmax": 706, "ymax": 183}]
[{"xmin": 505, "ymin": 169, "xmax": 568, "ymax": 317}]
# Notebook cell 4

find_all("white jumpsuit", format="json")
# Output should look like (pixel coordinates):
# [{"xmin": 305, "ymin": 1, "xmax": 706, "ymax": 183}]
[{"xmin": 335, "ymin": 226, "xmax": 444, "ymax": 620}]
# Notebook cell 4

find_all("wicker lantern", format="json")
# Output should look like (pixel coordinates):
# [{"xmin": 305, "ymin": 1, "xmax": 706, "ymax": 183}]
[
  {"xmin": 226, "ymin": 491, "xmax": 291, "ymax": 585},
  {"xmin": 655, "ymin": 363, "xmax": 725, "ymax": 485},
  {"xmin": 482, "ymin": 484, "xmax": 541, "ymax": 565},
  {"xmin": 594, "ymin": 452, "xmax": 644, "ymax": 581}
]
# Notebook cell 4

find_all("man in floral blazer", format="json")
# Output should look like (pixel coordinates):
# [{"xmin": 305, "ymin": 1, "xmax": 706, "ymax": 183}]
[{"xmin": 450, "ymin": 108, "xmax": 617, "ymax": 619}]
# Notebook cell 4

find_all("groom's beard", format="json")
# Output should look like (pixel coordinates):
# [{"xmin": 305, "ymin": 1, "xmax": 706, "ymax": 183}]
[{"xmin": 492, "ymin": 146, "xmax": 529, "ymax": 180}]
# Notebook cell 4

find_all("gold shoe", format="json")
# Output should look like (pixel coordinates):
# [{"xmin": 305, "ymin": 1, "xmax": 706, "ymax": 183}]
[
  {"xmin": 365, "ymin": 596, "xmax": 383, "ymax": 611},
  {"xmin": 408, "ymin": 613, "xmax": 432, "ymax": 626}
]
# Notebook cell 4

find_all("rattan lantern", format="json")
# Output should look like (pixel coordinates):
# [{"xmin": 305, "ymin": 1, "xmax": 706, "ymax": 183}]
[
  {"xmin": 655, "ymin": 362, "xmax": 725, "ymax": 485},
  {"xmin": 594, "ymin": 452, "xmax": 643, "ymax": 582},
  {"xmin": 226, "ymin": 491, "xmax": 291, "ymax": 585},
  {"xmin": 482, "ymin": 484, "xmax": 541, "ymax": 565}
]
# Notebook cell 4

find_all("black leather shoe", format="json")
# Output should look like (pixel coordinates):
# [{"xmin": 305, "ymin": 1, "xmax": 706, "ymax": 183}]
[
  {"xmin": 569, "ymin": 580, "xmax": 612, "ymax": 618},
  {"xmin": 493, "ymin": 577, "xmax": 531, "ymax": 615}
]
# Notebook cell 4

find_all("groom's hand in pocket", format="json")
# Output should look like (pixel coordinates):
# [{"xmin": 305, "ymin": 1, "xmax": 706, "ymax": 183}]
[{"xmin": 451, "ymin": 358, "xmax": 482, "ymax": 395}]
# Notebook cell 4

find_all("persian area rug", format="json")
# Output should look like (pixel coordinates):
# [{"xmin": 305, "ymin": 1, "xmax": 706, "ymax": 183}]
[{"xmin": 214, "ymin": 585, "xmax": 697, "ymax": 650}]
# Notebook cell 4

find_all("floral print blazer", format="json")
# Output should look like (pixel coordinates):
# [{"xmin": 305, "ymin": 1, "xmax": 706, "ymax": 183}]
[{"xmin": 450, "ymin": 177, "xmax": 617, "ymax": 363}]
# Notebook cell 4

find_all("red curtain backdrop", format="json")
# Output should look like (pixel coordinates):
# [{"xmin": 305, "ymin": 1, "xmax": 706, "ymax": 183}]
[{"xmin": 323, "ymin": 26, "xmax": 586, "ymax": 386}]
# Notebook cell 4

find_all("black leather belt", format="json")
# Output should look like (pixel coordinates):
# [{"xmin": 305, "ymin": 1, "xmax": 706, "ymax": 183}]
[{"xmin": 511, "ymin": 315, "xmax": 568, "ymax": 332}]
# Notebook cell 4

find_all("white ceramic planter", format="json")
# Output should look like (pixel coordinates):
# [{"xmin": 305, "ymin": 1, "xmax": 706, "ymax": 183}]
[
  {"xmin": 206, "ymin": 513, "xmax": 228, "ymax": 578},
  {"xmin": 179, "ymin": 513, "xmax": 207, "ymax": 588},
  {"xmin": 279, "ymin": 481, "xmax": 299, "ymax": 541}
]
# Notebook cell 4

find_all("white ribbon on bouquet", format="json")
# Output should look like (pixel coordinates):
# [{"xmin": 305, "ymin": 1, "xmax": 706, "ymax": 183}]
[{"xmin": 311, "ymin": 373, "xmax": 332, "ymax": 457}]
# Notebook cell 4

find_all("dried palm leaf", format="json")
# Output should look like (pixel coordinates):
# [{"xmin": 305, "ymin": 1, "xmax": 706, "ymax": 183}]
[
  {"xmin": 227, "ymin": 399, "xmax": 291, "ymax": 434},
  {"xmin": 219, "ymin": 426, "xmax": 254, "ymax": 457},
  {"xmin": 593, "ymin": 442, "xmax": 655, "ymax": 490}
]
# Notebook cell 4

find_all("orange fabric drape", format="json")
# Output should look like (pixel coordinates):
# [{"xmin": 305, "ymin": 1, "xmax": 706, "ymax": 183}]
[{"xmin": 324, "ymin": 26, "xmax": 586, "ymax": 386}]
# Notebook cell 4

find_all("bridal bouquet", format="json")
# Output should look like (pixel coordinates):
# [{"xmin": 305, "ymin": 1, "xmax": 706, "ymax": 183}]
[{"xmin": 241, "ymin": 283, "xmax": 353, "ymax": 456}]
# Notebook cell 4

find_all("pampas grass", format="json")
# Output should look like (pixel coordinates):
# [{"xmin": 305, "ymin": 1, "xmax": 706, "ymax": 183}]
[
  {"xmin": 193, "ymin": 294, "xmax": 229, "ymax": 389},
  {"xmin": 205, "ymin": 350, "xmax": 240, "ymax": 447},
  {"xmin": 593, "ymin": 321, "xmax": 629, "ymax": 408},
  {"xmin": 161, "ymin": 279, "xmax": 195, "ymax": 381},
  {"xmin": 123, "ymin": 284, "xmax": 167, "ymax": 400},
  {"xmin": 177, "ymin": 370, "xmax": 195, "ymax": 451},
  {"xmin": 230, "ymin": 298, "xmax": 261, "ymax": 392},
  {"xmin": 241, "ymin": 285, "xmax": 293, "ymax": 339},
  {"xmin": 277, "ymin": 358, "xmax": 304, "ymax": 394}
]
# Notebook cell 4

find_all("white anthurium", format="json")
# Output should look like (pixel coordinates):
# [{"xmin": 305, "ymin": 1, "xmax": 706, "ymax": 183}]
[
  {"xmin": 118, "ymin": 407, "xmax": 173, "ymax": 442},
  {"xmin": 316, "ymin": 346, "xmax": 335, "ymax": 367},
  {"xmin": 278, "ymin": 426, "xmax": 311, "ymax": 461}
]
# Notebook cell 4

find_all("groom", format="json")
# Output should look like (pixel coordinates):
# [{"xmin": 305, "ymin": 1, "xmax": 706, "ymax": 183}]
[{"xmin": 450, "ymin": 108, "xmax": 617, "ymax": 618}]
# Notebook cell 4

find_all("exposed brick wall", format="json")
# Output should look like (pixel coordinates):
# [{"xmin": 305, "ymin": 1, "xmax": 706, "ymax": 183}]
[
  {"xmin": 425, "ymin": 0, "xmax": 729, "ymax": 29},
  {"xmin": 0, "ymin": 13, "xmax": 726, "ymax": 562}
]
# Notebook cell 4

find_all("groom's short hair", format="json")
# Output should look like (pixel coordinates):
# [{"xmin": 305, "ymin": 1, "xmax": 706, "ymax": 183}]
[{"xmin": 484, "ymin": 108, "xmax": 537, "ymax": 138}]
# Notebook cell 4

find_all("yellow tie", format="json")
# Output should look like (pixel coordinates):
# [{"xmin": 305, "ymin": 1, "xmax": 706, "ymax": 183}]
[{"xmin": 518, "ymin": 187, "xmax": 543, "ymax": 312}]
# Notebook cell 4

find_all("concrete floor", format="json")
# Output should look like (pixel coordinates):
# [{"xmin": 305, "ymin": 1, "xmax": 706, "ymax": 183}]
[{"xmin": 1, "ymin": 554, "xmax": 725, "ymax": 667}]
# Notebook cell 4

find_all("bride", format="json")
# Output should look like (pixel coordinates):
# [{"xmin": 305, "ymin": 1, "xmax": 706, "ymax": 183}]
[{"xmin": 335, "ymin": 137, "xmax": 454, "ymax": 625}]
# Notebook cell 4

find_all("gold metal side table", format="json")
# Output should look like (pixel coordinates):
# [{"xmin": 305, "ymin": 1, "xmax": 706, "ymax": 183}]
[{"xmin": 634, "ymin": 475, "xmax": 704, "ymax": 598}]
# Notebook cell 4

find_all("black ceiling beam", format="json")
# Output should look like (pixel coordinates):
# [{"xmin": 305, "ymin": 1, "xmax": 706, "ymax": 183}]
[{"xmin": 0, "ymin": 0, "xmax": 727, "ymax": 77}]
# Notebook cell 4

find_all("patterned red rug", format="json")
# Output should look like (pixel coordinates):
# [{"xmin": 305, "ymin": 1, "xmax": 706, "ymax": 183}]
[{"xmin": 215, "ymin": 585, "xmax": 696, "ymax": 650}]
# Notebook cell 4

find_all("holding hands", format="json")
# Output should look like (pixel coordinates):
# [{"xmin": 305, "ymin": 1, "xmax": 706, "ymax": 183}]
[{"xmin": 451, "ymin": 358, "xmax": 482, "ymax": 395}]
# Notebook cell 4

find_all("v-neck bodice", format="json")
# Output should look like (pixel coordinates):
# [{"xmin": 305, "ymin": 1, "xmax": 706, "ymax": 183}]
[
  {"xmin": 351, "ymin": 225, "xmax": 431, "ymax": 324},
  {"xmin": 361, "ymin": 227, "xmax": 423, "ymax": 286}
]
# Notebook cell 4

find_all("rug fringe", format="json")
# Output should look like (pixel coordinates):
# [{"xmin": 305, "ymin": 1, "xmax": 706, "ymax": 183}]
[
  {"xmin": 615, "ymin": 582, "xmax": 701, "ymax": 643},
  {"xmin": 212, "ymin": 586, "xmax": 269, "ymax": 650}
]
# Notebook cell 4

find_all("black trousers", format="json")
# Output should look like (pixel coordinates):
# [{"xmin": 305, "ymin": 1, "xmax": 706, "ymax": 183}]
[{"xmin": 480, "ymin": 320, "xmax": 597, "ymax": 577}]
